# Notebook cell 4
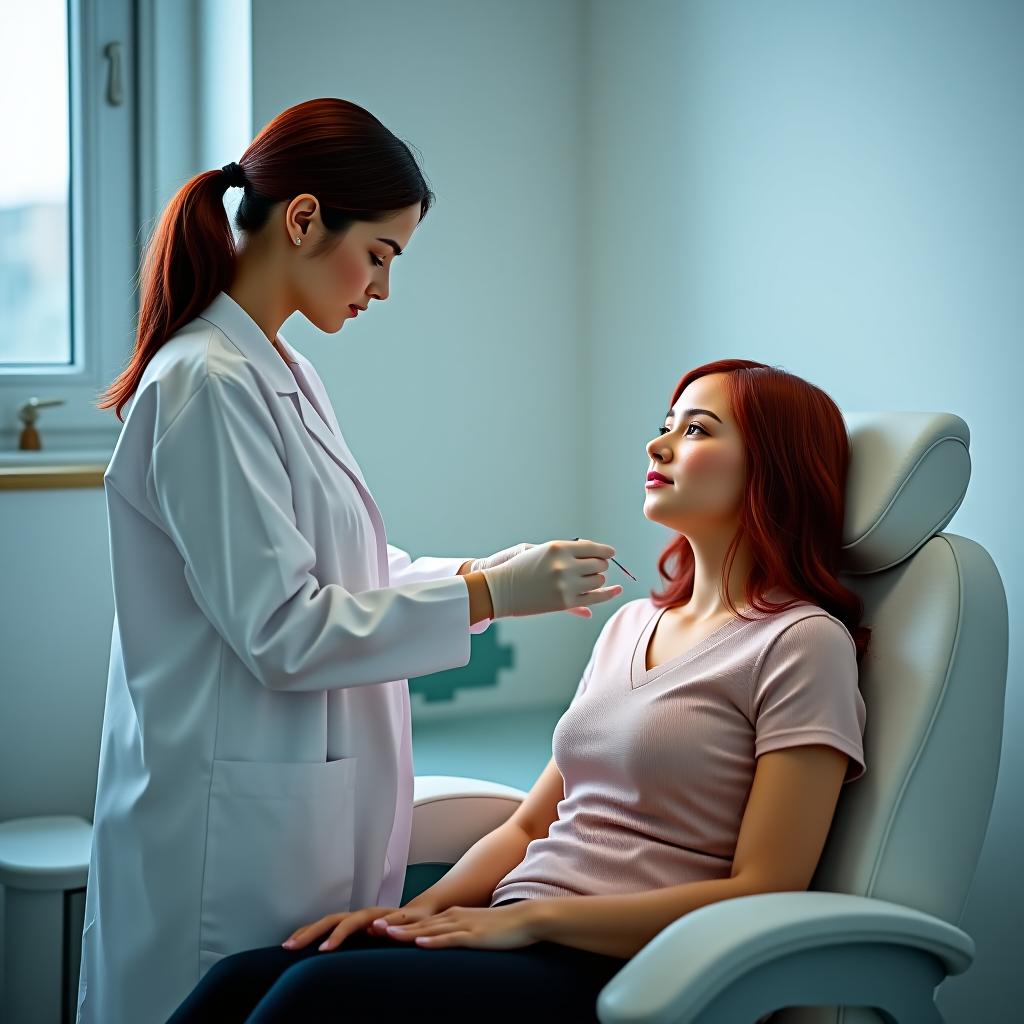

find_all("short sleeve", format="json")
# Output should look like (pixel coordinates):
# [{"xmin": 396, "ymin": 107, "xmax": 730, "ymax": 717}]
[{"xmin": 751, "ymin": 615, "xmax": 866, "ymax": 783}]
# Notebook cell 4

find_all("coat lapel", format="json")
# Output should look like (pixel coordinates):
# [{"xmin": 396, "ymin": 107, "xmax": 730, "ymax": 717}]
[{"xmin": 197, "ymin": 292, "xmax": 390, "ymax": 584}]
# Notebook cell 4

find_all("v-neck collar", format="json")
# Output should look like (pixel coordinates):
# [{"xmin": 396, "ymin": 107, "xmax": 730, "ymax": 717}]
[{"xmin": 629, "ymin": 604, "xmax": 753, "ymax": 690}]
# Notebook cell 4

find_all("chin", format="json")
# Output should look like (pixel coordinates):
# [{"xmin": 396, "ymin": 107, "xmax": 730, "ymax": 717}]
[
  {"xmin": 303, "ymin": 305, "xmax": 347, "ymax": 334},
  {"xmin": 643, "ymin": 499, "xmax": 677, "ymax": 529}
]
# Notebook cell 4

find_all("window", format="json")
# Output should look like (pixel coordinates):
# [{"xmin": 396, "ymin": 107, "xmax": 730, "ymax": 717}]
[
  {"xmin": 0, "ymin": 1, "xmax": 71, "ymax": 366},
  {"xmin": 0, "ymin": 0, "xmax": 136, "ymax": 454}
]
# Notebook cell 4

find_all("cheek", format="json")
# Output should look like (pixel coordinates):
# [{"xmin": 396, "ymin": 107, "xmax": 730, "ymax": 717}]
[
  {"xmin": 681, "ymin": 446, "xmax": 731, "ymax": 475},
  {"xmin": 331, "ymin": 249, "xmax": 371, "ymax": 292},
  {"xmin": 681, "ymin": 447, "xmax": 745, "ymax": 499}
]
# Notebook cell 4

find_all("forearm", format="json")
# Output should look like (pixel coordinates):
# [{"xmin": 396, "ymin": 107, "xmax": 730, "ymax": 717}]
[
  {"xmin": 529, "ymin": 875, "xmax": 763, "ymax": 959},
  {"xmin": 405, "ymin": 819, "xmax": 531, "ymax": 912}
]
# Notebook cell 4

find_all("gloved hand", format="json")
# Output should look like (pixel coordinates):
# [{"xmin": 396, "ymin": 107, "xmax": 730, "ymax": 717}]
[
  {"xmin": 466, "ymin": 543, "xmax": 591, "ymax": 617},
  {"xmin": 466, "ymin": 543, "xmax": 534, "ymax": 573},
  {"xmin": 481, "ymin": 539, "xmax": 622, "ymax": 620}
]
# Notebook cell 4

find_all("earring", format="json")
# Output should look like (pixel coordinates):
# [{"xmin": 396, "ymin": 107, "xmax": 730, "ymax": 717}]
[{"xmin": 294, "ymin": 237, "xmax": 302, "ymax": 246}]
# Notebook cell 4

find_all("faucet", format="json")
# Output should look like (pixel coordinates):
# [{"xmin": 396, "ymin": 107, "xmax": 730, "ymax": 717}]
[{"xmin": 17, "ymin": 397, "xmax": 65, "ymax": 450}]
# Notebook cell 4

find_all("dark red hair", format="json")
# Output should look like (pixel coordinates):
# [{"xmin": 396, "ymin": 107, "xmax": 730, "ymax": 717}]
[
  {"xmin": 98, "ymin": 98, "xmax": 434, "ymax": 420},
  {"xmin": 650, "ymin": 358, "xmax": 871, "ymax": 662}
]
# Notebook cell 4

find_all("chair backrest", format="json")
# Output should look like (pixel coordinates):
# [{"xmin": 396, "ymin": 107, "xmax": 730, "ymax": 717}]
[
  {"xmin": 780, "ymin": 413, "xmax": 1008, "ymax": 1024},
  {"xmin": 813, "ymin": 411, "xmax": 1008, "ymax": 922}
]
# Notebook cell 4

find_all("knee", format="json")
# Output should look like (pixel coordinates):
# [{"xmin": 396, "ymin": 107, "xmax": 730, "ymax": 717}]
[{"xmin": 201, "ymin": 948, "xmax": 266, "ymax": 989}]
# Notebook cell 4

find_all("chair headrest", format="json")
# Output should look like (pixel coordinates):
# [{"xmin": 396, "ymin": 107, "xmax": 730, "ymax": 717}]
[{"xmin": 841, "ymin": 412, "xmax": 970, "ymax": 574}]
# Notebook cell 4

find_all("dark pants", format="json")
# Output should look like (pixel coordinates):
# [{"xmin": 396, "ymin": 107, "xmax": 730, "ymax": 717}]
[{"xmin": 166, "ymin": 899, "xmax": 628, "ymax": 1024}]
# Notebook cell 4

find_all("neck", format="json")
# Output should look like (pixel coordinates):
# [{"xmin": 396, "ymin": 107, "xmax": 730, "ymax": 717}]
[
  {"xmin": 226, "ymin": 241, "xmax": 294, "ymax": 345},
  {"xmin": 678, "ymin": 527, "xmax": 753, "ymax": 621}
]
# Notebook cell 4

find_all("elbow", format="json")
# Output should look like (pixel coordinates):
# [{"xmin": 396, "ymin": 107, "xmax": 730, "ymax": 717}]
[
  {"xmin": 257, "ymin": 665, "xmax": 297, "ymax": 692},
  {"xmin": 244, "ymin": 636, "xmax": 314, "ymax": 692},
  {"xmin": 244, "ymin": 646, "xmax": 298, "ymax": 691}
]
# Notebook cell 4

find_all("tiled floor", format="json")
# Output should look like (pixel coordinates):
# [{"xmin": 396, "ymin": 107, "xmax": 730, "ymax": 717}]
[{"xmin": 411, "ymin": 704, "xmax": 566, "ymax": 793}]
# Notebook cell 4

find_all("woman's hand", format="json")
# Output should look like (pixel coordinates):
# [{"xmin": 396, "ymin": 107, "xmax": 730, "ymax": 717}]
[
  {"xmin": 282, "ymin": 902, "xmax": 440, "ymax": 951},
  {"xmin": 465, "ymin": 543, "xmax": 593, "ymax": 618},
  {"xmin": 466, "ymin": 543, "xmax": 534, "ymax": 574},
  {"xmin": 378, "ymin": 903, "xmax": 542, "ymax": 951}
]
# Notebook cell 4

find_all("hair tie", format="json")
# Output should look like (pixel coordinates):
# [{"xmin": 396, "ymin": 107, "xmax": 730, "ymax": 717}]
[{"xmin": 220, "ymin": 162, "xmax": 248, "ymax": 189}]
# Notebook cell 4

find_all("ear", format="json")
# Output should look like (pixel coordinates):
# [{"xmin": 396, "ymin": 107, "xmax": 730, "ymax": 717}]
[{"xmin": 285, "ymin": 194, "xmax": 320, "ymax": 241}]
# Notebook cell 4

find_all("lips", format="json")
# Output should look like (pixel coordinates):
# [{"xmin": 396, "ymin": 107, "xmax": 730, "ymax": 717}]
[{"xmin": 647, "ymin": 471, "xmax": 672, "ymax": 484}]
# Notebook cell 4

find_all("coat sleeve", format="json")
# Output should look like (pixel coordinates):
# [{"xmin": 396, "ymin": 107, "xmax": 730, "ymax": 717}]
[
  {"xmin": 386, "ymin": 545, "xmax": 492, "ymax": 634},
  {"xmin": 387, "ymin": 544, "xmax": 467, "ymax": 584},
  {"xmin": 147, "ymin": 371, "xmax": 474, "ymax": 691}
]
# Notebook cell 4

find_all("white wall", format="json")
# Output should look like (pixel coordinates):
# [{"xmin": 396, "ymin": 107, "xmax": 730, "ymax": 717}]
[
  {"xmin": 581, "ymin": 2, "xmax": 1022, "ymax": 1019},
  {"xmin": 0, "ymin": 488, "xmax": 110, "ymax": 821}
]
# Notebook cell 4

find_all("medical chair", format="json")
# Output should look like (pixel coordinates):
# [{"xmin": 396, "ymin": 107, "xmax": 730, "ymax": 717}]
[{"xmin": 404, "ymin": 410, "xmax": 1009, "ymax": 1024}]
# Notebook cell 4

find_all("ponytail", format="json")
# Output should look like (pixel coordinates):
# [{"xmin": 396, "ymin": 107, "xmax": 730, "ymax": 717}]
[{"xmin": 98, "ymin": 169, "xmax": 238, "ymax": 420}]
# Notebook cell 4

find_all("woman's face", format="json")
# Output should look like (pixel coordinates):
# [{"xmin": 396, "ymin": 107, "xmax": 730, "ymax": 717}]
[
  {"xmin": 287, "ymin": 200, "xmax": 422, "ymax": 334},
  {"xmin": 643, "ymin": 373, "xmax": 747, "ymax": 534}
]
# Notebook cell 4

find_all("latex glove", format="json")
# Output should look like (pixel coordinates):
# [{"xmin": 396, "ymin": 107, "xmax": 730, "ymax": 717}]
[
  {"xmin": 482, "ymin": 539, "xmax": 622, "ymax": 619},
  {"xmin": 467, "ymin": 543, "xmax": 592, "ymax": 618},
  {"xmin": 466, "ymin": 543, "xmax": 534, "ymax": 573}
]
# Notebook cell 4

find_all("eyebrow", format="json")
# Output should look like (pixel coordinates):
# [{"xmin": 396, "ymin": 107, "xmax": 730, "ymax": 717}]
[
  {"xmin": 665, "ymin": 407, "xmax": 723, "ymax": 424},
  {"xmin": 376, "ymin": 237, "xmax": 403, "ymax": 256}
]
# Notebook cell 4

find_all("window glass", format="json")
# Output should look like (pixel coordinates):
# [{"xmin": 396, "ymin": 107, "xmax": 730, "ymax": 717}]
[{"xmin": 0, "ymin": 1, "xmax": 71, "ymax": 366}]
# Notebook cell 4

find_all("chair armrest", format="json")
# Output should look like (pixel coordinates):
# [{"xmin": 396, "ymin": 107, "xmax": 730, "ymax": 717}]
[
  {"xmin": 597, "ymin": 891, "xmax": 974, "ymax": 1024},
  {"xmin": 410, "ymin": 775, "xmax": 527, "ymax": 864}
]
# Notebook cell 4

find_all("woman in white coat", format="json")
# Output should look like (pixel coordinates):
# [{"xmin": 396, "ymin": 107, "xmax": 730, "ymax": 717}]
[{"xmin": 76, "ymin": 96, "xmax": 622, "ymax": 1024}]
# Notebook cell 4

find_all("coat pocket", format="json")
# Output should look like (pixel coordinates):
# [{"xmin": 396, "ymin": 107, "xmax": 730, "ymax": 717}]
[{"xmin": 198, "ymin": 756, "xmax": 358, "ymax": 966}]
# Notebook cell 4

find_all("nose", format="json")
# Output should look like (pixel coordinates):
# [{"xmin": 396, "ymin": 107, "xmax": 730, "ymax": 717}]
[
  {"xmin": 647, "ymin": 435, "xmax": 669, "ymax": 464},
  {"xmin": 369, "ymin": 276, "xmax": 389, "ymax": 302}
]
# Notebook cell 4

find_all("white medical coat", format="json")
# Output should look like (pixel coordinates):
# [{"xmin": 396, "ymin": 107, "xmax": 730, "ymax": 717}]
[{"xmin": 76, "ymin": 292, "xmax": 486, "ymax": 1023}]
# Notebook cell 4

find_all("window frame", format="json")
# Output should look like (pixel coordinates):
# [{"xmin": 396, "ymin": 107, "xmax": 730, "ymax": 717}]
[{"xmin": 0, "ymin": 0, "xmax": 136, "ymax": 455}]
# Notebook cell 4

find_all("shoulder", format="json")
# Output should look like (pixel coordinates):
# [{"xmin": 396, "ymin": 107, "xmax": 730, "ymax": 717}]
[
  {"xmin": 131, "ymin": 319, "xmax": 266, "ymax": 442},
  {"xmin": 753, "ymin": 603, "xmax": 856, "ymax": 658},
  {"xmin": 749, "ymin": 602, "xmax": 858, "ymax": 690}
]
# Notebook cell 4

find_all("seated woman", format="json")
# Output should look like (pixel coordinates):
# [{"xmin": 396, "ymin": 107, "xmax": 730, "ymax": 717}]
[{"xmin": 168, "ymin": 358, "xmax": 869, "ymax": 1024}]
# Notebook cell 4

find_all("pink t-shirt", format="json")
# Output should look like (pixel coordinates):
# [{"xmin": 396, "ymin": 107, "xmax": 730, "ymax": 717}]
[{"xmin": 490, "ymin": 596, "xmax": 866, "ymax": 905}]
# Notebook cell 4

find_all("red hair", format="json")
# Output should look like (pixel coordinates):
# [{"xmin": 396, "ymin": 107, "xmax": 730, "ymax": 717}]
[
  {"xmin": 98, "ymin": 98, "xmax": 433, "ymax": 420},
  {"xmin": 650, "ymin": 358, "xmax": 871, "ymax": 662}
]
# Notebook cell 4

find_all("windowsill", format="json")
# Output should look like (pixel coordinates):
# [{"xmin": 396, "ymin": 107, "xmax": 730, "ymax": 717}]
[{"xmin": 0, "ymin": 450, "xmax": 109, "ymax": 490}]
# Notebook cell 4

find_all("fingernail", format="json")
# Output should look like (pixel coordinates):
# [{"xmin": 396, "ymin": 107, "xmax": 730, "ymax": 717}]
[
  {"xmin": 318, "ymin": 941, "xmax": 331, "ymax": 951},
  {"xmin": 282, "ymin": 939, "xmax": 295, "ymax": 948},
  {"xmin": 372, "ymin": 919, "xmax": 387, "ymax": 927}
]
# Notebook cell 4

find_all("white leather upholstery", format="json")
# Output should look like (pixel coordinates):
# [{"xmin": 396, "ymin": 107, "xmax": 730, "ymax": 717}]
[
  {"xmin": 841, "ymin": 412, "xmax": 970, "ymax": 574},
  {"xmin": 818, "ymin": 535, "xmax": 1007, "ymax": 926}
]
